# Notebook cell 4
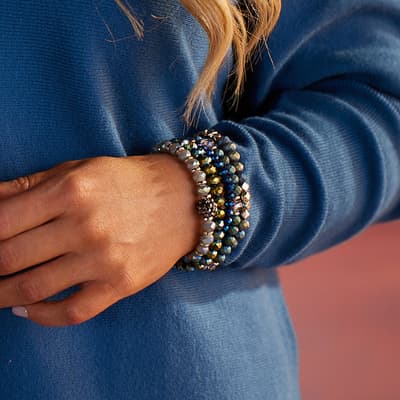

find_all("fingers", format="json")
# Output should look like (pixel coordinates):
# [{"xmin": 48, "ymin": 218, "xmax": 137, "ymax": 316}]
[
  {"xmin": 0, "ymin": 175, "xmax": 67, "ymax": 240},
  {"xmin": 0, "ymin": 217, "xmax": 75, "ymax": 276},
  {"xmin": 17, "ymin": 281, "xmax": 120, "ymax": 327},
  {"xmin": 0, "ymin": 253, "xmax": 95, "ymax": 308}
]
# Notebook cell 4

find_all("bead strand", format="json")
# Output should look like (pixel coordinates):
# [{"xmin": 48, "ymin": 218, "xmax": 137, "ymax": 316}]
[{"xmin": 153, "ymin": 129, "xmax": 251, "ymax": 271}]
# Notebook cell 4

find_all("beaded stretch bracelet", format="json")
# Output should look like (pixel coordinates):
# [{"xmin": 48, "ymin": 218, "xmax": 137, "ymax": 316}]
[{"xmin": 153, "ymin": 129, "xmax": 251, "ymax": 271}]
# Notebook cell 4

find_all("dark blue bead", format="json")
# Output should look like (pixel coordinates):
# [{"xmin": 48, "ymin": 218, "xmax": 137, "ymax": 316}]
[
  {"xmin": 227, "ymin": 192, "xmax": 236, "ymax": 199},
  {"xmin": 219, "ymin": 169, "xmax": 228, "ymax": 176},
  {"xmin": 227, "ymin": 183, "xmax": 236, "ymax": 191},
  {"xmin": 206, "ymin": 149, "xmax": 214, "ymax": 156},
  {"xmin": 226, "ymin": 209, "xmax": 234, "ymax": 216},
  {"xmin": 215, "ymin": 161, "xmax": 224, "ymax": 168},
  {"xmin": 225, "ymin": 217, "xmax": 233, "ymax": 225},
  {"xmin": 226, "ymin": 200, "xmax": 235, "ymax": 207},
  {"xmin": 223, "ymin": 176, "xmax": 233, "ymax": 183},
  {"xmin": 223, "ymin": 225, "xmax": 230, "ymax": 232}
]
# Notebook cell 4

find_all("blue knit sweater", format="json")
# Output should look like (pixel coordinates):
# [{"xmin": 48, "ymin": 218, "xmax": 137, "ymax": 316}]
[{"xmin": 0, "ymin": 1, "xmax": 399, "ymax": 399}]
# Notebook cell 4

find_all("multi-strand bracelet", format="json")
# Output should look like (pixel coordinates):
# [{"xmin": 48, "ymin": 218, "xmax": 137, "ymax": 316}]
[{"xmin": 153, "ymin": 129, "xmax": 251, "ymax": 272}]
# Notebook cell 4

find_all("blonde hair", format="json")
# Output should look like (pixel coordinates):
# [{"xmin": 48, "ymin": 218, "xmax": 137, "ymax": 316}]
[{"xmin": 114, "ymin": 0, "xmax": 281, "ymax": 126}]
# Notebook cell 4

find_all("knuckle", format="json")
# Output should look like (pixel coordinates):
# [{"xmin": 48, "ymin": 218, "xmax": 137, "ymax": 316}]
[
  {"xmin": 0, "ymin": 244, "xmax": 18, "ymax": 273},
  {"xmin": 100, "ymin": 245, "xmax": 127, "ymax": 270},
  {"xmin": 84, "ymin": 218, "xmax": 109, "ymax": 243},
  {"xmin": 17, "ymin": 279, "xmax": 43, "ymax": 303},
  {"xmin": 62, "ymin": 174, "xmax": 91, "ymax": 207},
  {"xmin": 64, "ymin": 305, "xmax": 87, "ymax": 326}
]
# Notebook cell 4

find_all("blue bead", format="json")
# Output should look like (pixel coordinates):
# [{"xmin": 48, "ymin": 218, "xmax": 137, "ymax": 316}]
[
  {"xmin": 225, "ymin": 200, "xmax": 235, "ymax": 207},
  {"xmin": 223, "ymin": 176, "xmax": 232, "ymax": 183},
  {"xmin": 215, "ymin": 161, "xmax": 224, "ymax": 168},
  {"xmin": 219, "ymin": 169, "xmax": 228, "ymax": 176},
  {"xmin": 226, "ymin": 209, "xmax": 234, "ymax": 216},
  {"xmin": 223, "ymin": 225, "xmax": 230, "ymax": 232},
  {"xmin": 227, "ymin": 183, "xmax": 235, "ymax": 191},
  {"xmin": 227, "ymin": 193, "xmax": 236, "ymax": 199},
  {"xmin": 225, "ymin": 217, "xmax": 233, "ymax": 225}
]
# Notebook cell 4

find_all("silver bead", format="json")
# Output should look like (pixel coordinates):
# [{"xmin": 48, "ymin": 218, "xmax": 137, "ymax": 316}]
[
  {"xmin": 185, "ymin": 158, "xmax": 200, "ymax": 170},
  {"xmin": 242, "ymin": 182, "xmax": 250, "ymax": 191},
  {"xmin": 168, "ymin": 143, "xmax": 180, "ymax": 154},
  {"xmin": 193, "ymin": 170, "xmax": 206, "ymax": 182},
  {"xmin": 176, "ymin": 148, "xmax": 191, "ymax": 160},
  {"xmin": 196, "ymin": 245, "xmax": 209, "ymax": 255},
  {"xmin": 198, "ymin": 185, "xmax": 211, "ymax": 196},
  {"xmin": 200, "ymin": 234, "xmax": 214, "ymax": 246},
  {"xmin": 203, "ymin": 220, "xmax": 216, "ymax": 232}
]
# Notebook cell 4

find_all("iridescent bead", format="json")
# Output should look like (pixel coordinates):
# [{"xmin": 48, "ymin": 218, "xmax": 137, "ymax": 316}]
[
  {"xmin": 193, "ymin": 170, "xmax": 207, "ymax": 182},
  {"xmin": 240, "ymin": 220, "xmax": 250, "ymax": 230},
  {"xmin": 228, "ymin": 226, "xmax": 239, "ymax": 236},
  {"xmin": 207, "ymin": 175, "xmax": 221, "ymax": 185},
  {"xmin": 224, "ymin": 236, "xmax": 238, "ymax": 248},
  {"xmin": 214, "ymin": 219, "xmax": 225, "ymax": 229},
  {"xmin": 223, "ymin": 142, "xmax": 237, "ymax": 153},
  {"xmin": 215, "ymin": 149, "xmax": 225, "ymax": 158},
  {"xmin": 216, "ymin": 254, "xmax": 226, "ymax": 264},
  {"xmin": 205, "ymin": 165, "xmax": 217, "ymax": 175},
  {"xmin": 235, "ymin": 162, "xmax": 244, "ymax": 172},
  {"xmin": 198, "ymin": 185, "xmax": 211, "ymax": 196},
  {"xmin": 228, "ymin": 151, "xmax": 240, "ymax": 162},
  {"xmin": 214, "ymin": 230, "xmax": 225, "ymax": 240},
  {"xmin": 237, "ymin": 230, "xmax": 246, "ymax": 240},
  {"xmin": 223, "ymin": 156, "xmax": 231, "ymax": 165},
  {"xmin": 200, "ymin": 157, "xmax": 212, "ymax": 166},
  {"xmin": 227, "ymin": 165, "xmax": 236, "ymax": 174},
  {"xmin": 210, "ymin": 240, "xmax": 222, "ymax": 251},
  {"xmin": 191, "ymin": 254, "xmax": 203, "ymax": 264},
  {"xmin": 200, "ymin": 234, "xmax": 214, "ymax": 246},
  {"xmin": 185, "ymin": 158, "xmax": 200, "ymax": 170},
  {"xmin": 233, "ymin": 186, "xmax": 242, "ymax": 196},
  {"xmin": 176, "ymin": 148, "xmax": 191, "ymax": 160},
  {"xmin": 231, "ymin": 175, "xmax": 240, "ymax": 184},
  {"xmin": 207, "ymin": 250, "xmax": 218, "ymax": 260},
  {"xmin": 221, "ymin": 246, "xmax": 232, "ymax": 255},
  {"xmin": 232, "ymin": 215, "xmax": 241, "ymax": 226},
  {"xmin": 204, "ymin": 258, "xmax": 214, "ymax": 266},
  {"xmin": 211, "ymin": 185, "xmax": 224, "ymax": 196},
  {"xmin": 203, "ymin": 220, "xmax": 216, "ymax": 232}
]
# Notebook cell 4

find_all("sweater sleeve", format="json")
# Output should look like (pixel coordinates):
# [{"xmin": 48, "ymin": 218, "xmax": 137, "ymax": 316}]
[{"xmin": 210, "ymin": 0, "xmax": 400, "ymax": 270}]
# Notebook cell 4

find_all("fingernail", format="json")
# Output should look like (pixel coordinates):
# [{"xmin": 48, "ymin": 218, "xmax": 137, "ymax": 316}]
[{"xmin": 12, "ymin": 306, "xmax": 28, "ymax": 319}]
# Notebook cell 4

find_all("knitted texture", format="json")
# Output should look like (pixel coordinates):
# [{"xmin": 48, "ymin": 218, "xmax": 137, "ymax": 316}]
[{"xmin": 0, "ymin": 1, "xmax": 399, "ymax": 399}]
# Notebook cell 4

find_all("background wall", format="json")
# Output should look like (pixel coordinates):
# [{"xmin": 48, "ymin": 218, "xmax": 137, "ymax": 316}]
[{"xmin": 279, "ymin": 220, "xmax": 400, "ymax": 400}]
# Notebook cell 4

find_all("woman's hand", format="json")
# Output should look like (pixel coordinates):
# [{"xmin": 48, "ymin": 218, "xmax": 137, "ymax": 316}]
[{"xmin": 0, "ymin": 154, "xmax": 202, "ymax": 327}]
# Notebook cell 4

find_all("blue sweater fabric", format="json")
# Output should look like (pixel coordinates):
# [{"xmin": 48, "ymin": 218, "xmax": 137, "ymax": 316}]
[{"xmin": 1, "ymin": 1, "xmax": 399, "ymax": 399}]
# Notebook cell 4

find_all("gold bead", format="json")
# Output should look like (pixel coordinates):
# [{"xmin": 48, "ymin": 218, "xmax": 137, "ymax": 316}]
[
  {"xmin": 216, "ymin": 209, "xmax": 226, "ymax": 219},
  {"xmin": 208, "ymin": 175, "xmax": 221, "ymax": 185},
  {"xmin": 217, "ymin": 198, "xmax": 226, "ymax": 208},
  {"xmin": 211, "ymin": 185, "xmax": 224, "ymax": 196},
  {"xmin": 205, "ymin": 166, "xmax": 217, "ymax": 175}
]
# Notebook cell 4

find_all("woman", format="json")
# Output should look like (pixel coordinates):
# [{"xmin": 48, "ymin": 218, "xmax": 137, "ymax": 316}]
[{"xmin": 0, "ymin": 1, "xmax": 399, "ymax": 399}]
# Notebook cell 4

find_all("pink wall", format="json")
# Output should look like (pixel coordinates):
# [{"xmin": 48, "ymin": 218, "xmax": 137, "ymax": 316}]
[{"xmin": 279, "ymin": 220, "xmax": 400, "ymax": 399}]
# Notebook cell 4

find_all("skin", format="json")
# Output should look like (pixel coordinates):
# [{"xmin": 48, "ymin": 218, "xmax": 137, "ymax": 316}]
[{"xmin": 0, "ymin": 154, "xmax": 203, "ymax": 327}]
